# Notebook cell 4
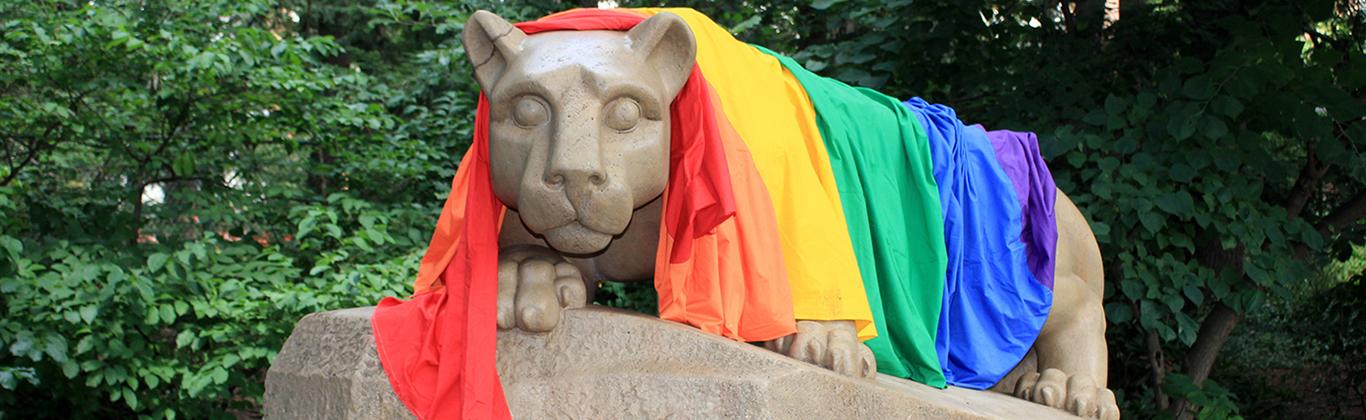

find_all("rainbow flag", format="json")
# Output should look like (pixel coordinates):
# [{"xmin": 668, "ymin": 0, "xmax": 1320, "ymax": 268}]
[{"xmin": 371, "ymin": 8, "xmax": 1059, "ymax": 419}]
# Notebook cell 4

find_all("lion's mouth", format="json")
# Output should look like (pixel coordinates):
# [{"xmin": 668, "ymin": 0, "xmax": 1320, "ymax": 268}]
[{"xmin": 541, "ymin": 221, "xmax": 614, "ymax": 255}]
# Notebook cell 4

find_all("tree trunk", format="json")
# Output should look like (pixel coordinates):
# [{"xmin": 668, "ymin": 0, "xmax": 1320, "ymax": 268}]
[
  {"xmin": 1146, "ymin": 329, "xmax": 1170, "ymax": 410},
  {"xmin": 1184, "ymin": 303, "xmax": 1240, "ymax": 385},
  {"xmin": 308, "ymin": 148, "xmax": 332, "ymax": 196},
  {"xmin": 131, "ymin": 182, "xmax": 145, "ymax": 246},
  {"xmin": 1170, "ymin": 303, "xmax": 1240, "ymax": 419},
  {"xmin": 1103, "ymin": 0, "xmax": 1120, "ymax": 29},
  {"xmin": 1167, "ymin": 239, "xmax": 1246, "ymax": 418}
]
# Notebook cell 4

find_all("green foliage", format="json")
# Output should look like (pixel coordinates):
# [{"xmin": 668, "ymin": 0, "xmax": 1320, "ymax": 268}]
[
  {"xmin": 0, "ymin": 0, "xmax": 484, "ymax": 417},
  {"xmin": 1220, "ymin": 269, "xmax": 1366, "ymax": 417},
  {"xmin": 1161, "ymin": 374, "xmax": 1244, "ymax": 420},
  {"xmin": 592, "ymin": 281, "xmax": 659, "ymax": 316},
  {"xmin": 0, "ymin": 187, "xmax": 420, "ymax": 417},
  {"xmin": 1027, "ymin": 5, "xmax": 1363, "ymax": 417}
]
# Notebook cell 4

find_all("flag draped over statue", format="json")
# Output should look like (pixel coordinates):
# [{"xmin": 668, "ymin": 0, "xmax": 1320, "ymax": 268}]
[{"xmin": 370, "ymin": 7, "xmax": 1060, "ymax": 419}]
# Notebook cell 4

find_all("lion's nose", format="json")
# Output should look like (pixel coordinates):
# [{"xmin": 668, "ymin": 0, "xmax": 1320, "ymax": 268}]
[{"xmin": 546, "ymin": 168, "xmax": 606, "ymax": 188}]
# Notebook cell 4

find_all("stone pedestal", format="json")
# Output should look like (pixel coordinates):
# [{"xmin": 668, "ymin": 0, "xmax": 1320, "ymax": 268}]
[{"xmin": 265, "ymin": 306, "xmax": 1079, "ymax": 419}]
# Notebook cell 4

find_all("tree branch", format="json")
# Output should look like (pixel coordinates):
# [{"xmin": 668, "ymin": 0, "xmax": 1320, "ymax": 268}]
[
  {"xmin": 1318, "ymin": 189, "xmax": 1366, "ymax": 235},
  {"xmin": 1060, "ymin": 0, "xmax": 1078, "ymax": 34},
  {"xmin": 142, "ymin": 175, "xmax": 217, "ymax": 187},
  {"xmin": 1283, "ymin": 148, "xmax": 1328, "ymax": 219},
  {"xmin": 1, "ymin": 125, "xmax": 56, "ymax": 186}
]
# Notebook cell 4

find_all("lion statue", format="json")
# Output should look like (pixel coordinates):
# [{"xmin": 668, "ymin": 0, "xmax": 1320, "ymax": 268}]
[{"xmin": 453, "ymin": 8, "xmax": 1118, "ymax": 419}]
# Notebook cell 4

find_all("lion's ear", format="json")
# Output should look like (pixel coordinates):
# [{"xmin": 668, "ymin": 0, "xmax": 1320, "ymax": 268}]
[
  {"xmin": 462, "ymin": 10, "xmax": 526, "ymax": 90},
  {"xmin": 626, "ymin": 13, "xmax": 697, "ymax": 97}
]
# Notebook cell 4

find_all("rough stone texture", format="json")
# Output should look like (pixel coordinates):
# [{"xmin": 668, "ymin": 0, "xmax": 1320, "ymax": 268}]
[{"xmin": 265, "ymin": 306, "xmax": 1081, "ymax": 419}]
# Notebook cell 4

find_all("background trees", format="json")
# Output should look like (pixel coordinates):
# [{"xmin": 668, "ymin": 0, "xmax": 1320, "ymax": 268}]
[{"xmin": 1, "ymin": 0, "xmax": 1362, "ymax": 418}]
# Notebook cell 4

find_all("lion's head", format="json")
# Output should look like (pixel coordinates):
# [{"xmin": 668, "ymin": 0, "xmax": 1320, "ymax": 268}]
[{"xmin": 461, "ymin": 11, "xmax": 696, "ymax": 255}]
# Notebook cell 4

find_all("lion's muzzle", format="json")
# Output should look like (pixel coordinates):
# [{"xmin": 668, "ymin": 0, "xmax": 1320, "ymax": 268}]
[{"xmin": 517, "ymin": 160, "xmax": 634, "ymax": 255}]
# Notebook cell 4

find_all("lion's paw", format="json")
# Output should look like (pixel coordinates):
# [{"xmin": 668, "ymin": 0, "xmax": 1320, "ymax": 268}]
[
  {"xmin": 496, "ymin": 245, "xmax": 588, "ymax": 332},
  {"xmin": 765, "ymin": 320, "xmax": 877, "ymax": 379},
  {"xmin": 1014, "ymin": 368, "xmax": 1119, "ymax": 419}
]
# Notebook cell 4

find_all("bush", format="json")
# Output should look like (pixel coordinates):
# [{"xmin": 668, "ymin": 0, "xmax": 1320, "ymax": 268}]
[{"xmin": 0, "ymin": 187, "xmax": 420, "ymax": 418}]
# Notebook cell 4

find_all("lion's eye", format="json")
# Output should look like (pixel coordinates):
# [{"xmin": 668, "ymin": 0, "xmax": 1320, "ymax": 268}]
[
  {"xmin": 513, "ymin": 96, "xmax": 548, "ymax": 127},
  {"xmin": 603, "ymin": 97, "xmax": 640, "ymax": 132}
]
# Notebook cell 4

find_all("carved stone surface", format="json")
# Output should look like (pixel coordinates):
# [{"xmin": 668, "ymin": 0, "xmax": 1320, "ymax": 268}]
[{"xmin": 265, "ymin": 306, "xmax": 1081, "ymax": 419}]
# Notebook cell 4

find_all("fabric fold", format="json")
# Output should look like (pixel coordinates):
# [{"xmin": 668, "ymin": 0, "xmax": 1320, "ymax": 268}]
[
  {"xmin": 759, "ymin": 48, "xmax": 948, "ymax": 387},
  {"xmin": 903, "ymin": 98, "xmax": 1052, "ymax": 389},
  {"xmin": 374, "ymin": 96, "xmax": 508, "ymax": 419},
  {"xmin": 982, "ymin": 128, "xmax": 1059, "ymax": 291}
]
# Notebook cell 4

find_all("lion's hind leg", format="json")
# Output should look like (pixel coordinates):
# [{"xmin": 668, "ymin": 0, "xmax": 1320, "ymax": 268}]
[
  {"xmin": 997, "ymin": 191, "xmax": 1119, "ymax": 419},
  {"xmin": 1032, "ymin": 271, "xmax": 1117, "ymax": 419},
  {"xmin": 995, "ymin": 272, "xmax": 1118, "ymax": 419}
]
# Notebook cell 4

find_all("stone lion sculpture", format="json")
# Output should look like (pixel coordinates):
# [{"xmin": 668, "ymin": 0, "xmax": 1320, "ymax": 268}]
[{"xmin": 454, "ymin": 8, "xmax": 1118, "ymax": 419}]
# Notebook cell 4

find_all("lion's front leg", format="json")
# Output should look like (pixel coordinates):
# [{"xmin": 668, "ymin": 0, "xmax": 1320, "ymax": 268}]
[
  {"xmin": 497, "ymin": 245, "xmax": 590, "ymax": 332},
  {"xmin": 765, "ymin": 320, "xmax": 878, "ymax": 379}
]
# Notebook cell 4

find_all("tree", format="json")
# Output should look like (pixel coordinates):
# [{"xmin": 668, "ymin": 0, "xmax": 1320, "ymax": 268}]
[{"xmin": 1, "ymin": 0, "xmax": 434, "ymax": 416}]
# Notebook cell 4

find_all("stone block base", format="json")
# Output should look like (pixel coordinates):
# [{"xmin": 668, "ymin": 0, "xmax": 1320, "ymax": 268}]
[{"xmin": 265, "ymin": 306, "xmax": 1078, "ymax": 419}]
